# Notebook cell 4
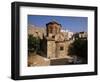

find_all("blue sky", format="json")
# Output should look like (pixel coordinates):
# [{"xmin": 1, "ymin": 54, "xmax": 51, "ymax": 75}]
[{"xmin": 28, "ymin": 15, "xmax": 88, "ymax": 32}]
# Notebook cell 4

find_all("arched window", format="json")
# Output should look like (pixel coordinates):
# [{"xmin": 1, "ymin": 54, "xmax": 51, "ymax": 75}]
[{"xmin": 60, "ymin": 46, "xmax": 64, "ymax": 51}]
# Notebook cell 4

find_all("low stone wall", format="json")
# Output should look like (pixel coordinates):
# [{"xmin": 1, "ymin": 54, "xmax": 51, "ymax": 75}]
[
  {"xmin": 28, "ymin": 54, "xmax": 50, "ymax": 66},
  {"xmin": 50, "ymin": 58, "xmax": 69, "ymax": 65}
]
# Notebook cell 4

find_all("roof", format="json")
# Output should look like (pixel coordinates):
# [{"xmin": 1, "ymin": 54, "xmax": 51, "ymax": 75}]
[{"xmin": 46, "ymin": 21, "xmax": 62, "ymax": 27}]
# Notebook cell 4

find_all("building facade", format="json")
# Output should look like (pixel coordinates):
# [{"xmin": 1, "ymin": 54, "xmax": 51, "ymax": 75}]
[
  {"xmin": 42, "ymin": 21, "xmax": 70, "ymax": 59},
  {"xmin": 73, "ymin": 32, "xmax": 87, "ymax": 40}
]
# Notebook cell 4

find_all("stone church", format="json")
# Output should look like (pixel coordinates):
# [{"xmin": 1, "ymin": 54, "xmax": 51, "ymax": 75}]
[{"xmin": 42, "ymin": 21, "xmax": 70, "ymax": 59}]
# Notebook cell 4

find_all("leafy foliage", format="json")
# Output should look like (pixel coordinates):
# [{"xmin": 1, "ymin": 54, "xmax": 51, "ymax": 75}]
[
  {"xmin": 68, "ymin": 38, "xmax": 87, "ymax": 60},
  {"xmin": 28, "ymin": 35, "xmax": 41, "ymax": 53}
]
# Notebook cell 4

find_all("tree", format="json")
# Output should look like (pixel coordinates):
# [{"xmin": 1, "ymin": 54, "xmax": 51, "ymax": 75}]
[
  {"xmin": 28, "ymin": 34, "xmax": 41, "ymax": 53},
  {"xmin": 68, "ymin": 38, "xmax": 87, "ymax": 61}
]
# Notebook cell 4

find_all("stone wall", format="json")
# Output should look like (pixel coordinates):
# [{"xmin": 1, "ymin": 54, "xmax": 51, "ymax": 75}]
[
  {"xmin": 56, "ymin": 41, "xmax": 70, "ymax": 58},
  {"xmin": 47, "ymin": 41, "xmax": 56, "ymax": 58},
  {"xmin": 28, "ymin": 54, "xmax": 50, "ymax": 66},
  {"xmin": 46, "ymin": 40, "xmax": 70, "ymax": 59}
]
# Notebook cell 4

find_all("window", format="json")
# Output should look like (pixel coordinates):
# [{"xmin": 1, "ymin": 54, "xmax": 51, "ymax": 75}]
[
  {"xmin": 52, "ymin": 35, "xmax": 55, "ymax": 38},
  {"xmin": 60, "ymin": 46, "xmax": 64, "ymax": 50}
]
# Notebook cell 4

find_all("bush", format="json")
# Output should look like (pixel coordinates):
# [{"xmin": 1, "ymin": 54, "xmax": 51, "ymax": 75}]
[
  {"xmin": 68, "ymin": 38, "xmax": 87, "ymax": 60},
  {"xmin": 28, "ymin": 35, "xmax": 41, "ymax": 53}
]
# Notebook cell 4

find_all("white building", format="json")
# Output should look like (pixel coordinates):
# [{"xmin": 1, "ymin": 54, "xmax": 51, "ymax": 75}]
[{"xmin": 61, "ymin": 29, "xmax": 74, "ymax": 40}]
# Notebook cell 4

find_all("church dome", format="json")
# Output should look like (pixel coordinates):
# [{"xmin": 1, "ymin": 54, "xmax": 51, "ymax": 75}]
[{"xmin": 46, "ymin": 21, "xmax": 62, "ymax": 36}]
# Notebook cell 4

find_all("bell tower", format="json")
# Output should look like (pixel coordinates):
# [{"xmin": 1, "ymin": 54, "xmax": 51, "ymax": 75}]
[{"xmin": 46, "ymin": 21, "xmax": 61, "ymax": 37}]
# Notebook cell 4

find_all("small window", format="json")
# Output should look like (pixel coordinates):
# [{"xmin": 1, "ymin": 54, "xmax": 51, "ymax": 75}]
[
  {"xmin": 60, "ymin": 46, "xmax": 64, "ymax": 50},
  {"xmin": 52, "ymin": 36, "xmax": 55, "ymax": 38}
]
